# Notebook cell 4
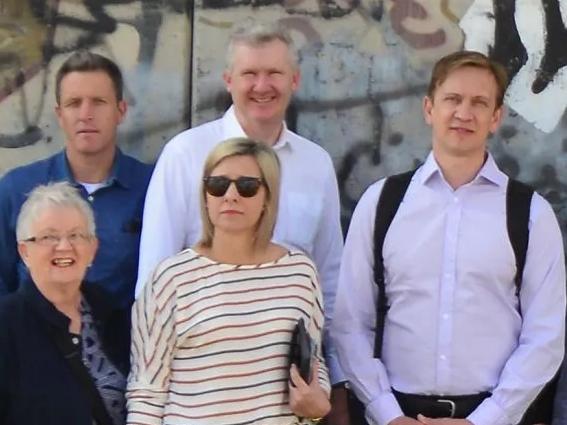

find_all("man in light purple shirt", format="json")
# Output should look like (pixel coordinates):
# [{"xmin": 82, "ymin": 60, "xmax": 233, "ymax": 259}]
[{"xmin": 331, "ymin": 51, "xmax": 565, "ymax": 425}]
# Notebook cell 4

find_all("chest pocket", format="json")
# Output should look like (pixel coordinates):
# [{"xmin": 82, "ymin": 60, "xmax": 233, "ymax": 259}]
[{"xmin": 276, "ymin": 192, "xmax": 322, "ymax": 255}]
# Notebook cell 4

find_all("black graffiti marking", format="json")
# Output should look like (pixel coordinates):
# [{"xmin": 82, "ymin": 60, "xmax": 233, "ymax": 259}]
[
  {"xmin": 489, "ymin": 0, "xmax": 567, "ymax": 94},
  {"xmin": 202, "ymin": 0, "xmax": 281, "ymax": 8},
  {"xmin": 532, "ymin": 0, "xmax": 567, "ymax": 93},
  {"xmin": 499, "ymin": 125, "xmax": 518, "ymax": 140},
  {"xmin": 1, "ymin": 0, "xmax": 189, "ymax": 149},
  {"xmin": 489, "ymin": 0, "xmax": 527, "ymax": 82},
  {"xmin": 319, "ymin": 0, "xmax": 359, "ymax": 19},
  {"xmin": 0, "ymin": 126, "xmax": 43, "ymax": 148},
  {"xmin": 202, "ymin": 0, "xmax": 373, "ymax": 20}
]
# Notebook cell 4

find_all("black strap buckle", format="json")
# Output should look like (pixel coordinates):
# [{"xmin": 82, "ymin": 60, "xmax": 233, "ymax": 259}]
[{"xmin": 437, "ymin": 399, "xmax": 456, "ymax": 418}]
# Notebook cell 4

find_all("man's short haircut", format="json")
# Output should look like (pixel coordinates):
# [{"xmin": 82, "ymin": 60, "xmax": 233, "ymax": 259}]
[
  {"xmin": 427, "ymin": 50, "xmax": 508, "ymax": 108},
  {"xmin": 16, "ymin": 182, "xmax": 96, "ymax": 242},
  {"xmin": 55, "ymin": 51, "xmax": 124, "ymax": 103},
  {"xmin": 226, "ymin": 21, "xmax": 298, "ymax": 70},
  {"xmin": 199, "ymin": 137, "xmax": 281, "ymax": 250}
]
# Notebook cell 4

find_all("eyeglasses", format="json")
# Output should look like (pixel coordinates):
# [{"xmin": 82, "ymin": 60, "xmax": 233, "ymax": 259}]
[
  {"xmin": 24, "ymin": 232, "xmax": 93, "ymax": 247},
  {"xmin": 203, "ymin": 176, "xmax": 264, "ymax": 198}
]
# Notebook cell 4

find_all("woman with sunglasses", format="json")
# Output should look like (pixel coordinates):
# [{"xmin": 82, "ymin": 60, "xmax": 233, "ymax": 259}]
[
  {"xmin": 0, "ymin": 182, "xmax": 129, "ymax": 425},
  {"xmin": 127, "ymin": 138, "xmax": 331, "ymax": 424}
]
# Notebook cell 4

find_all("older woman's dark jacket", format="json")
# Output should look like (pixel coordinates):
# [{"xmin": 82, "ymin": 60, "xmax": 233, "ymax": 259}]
[{"xmin": 0, "ymin": 280, "xmax": 131, "ymax": 425}]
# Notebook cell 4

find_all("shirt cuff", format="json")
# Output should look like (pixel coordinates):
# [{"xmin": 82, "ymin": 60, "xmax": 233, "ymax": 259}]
[
  {"xmin": 366, "ymin": 390, "xmax": 404, "ymax": 425},
  {"xmin": 467, "ymin": 397, "xmax": 512, "ymax": 425},
  {"xmin": 325, "ymin": 350, "xmax": 346, "ymax": 385}
]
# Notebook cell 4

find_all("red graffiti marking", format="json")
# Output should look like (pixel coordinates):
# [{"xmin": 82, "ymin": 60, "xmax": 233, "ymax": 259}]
[{"xmin": 390, "ymin": 0, "xmax": 446, "ymax": 49}]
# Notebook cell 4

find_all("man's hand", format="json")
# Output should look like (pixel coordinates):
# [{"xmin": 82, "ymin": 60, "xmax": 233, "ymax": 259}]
[
  {"xmin": 389, "ymin": 416, "xmax": 422, "ymax": 425},
  {"xmin": 417, "ymin": 414, "xmax": 473, "ymax": 425},
  {"xmin": 324, "ymin": 385, "xmax": 350, "ymax": 425},
  {"xmin": 289, "ymin": 360, "xmax": 331, "ymax": 419}
]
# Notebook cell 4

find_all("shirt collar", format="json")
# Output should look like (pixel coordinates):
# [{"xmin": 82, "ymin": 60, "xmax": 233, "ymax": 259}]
[
  {"xmin": 418, "ymin": 151, "xmax": 507, "ymax": 188},
  {"xmin": 52, "ymin": 148, "xmax": 131, "ymax": 189},
  {"xmin": 222, "ymin": 105, "xmax": 292, "ymax": 151}
]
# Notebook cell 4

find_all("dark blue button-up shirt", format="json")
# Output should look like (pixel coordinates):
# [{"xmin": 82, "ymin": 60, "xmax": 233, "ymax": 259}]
[{"xmin": 0, "ymin": 149, "xmax": 153, "ymax": 307}]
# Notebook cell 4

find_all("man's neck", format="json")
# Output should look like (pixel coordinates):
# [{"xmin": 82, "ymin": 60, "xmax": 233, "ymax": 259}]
[
  {"xmin": 66, "ymin": 147, "xmax": 116, "ymax": 183},
  {"xmin": 234, "ymin": 110, "xmax": 283, "ymax": 146},
  {"xmin": 433, "ymin": 150, "xmax": 486, "ymax": 190}
]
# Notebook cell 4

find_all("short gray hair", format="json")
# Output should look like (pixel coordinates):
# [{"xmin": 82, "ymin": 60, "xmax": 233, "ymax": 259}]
[
  {"xmin": 226, "ymin": 21, "xmax": 298, "ymax": 70},
  {"xmin": 16, "ymin": 182, "xmax": 96, "ymax": 241}
]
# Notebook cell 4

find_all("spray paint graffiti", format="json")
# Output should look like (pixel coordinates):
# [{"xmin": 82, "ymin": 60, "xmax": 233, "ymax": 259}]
[
  {"xmin": 0, "ymin": 0, "xmax": 191, "ymax": 167},
  {"xmin": 3, "ymin": 0, "xmax": 567, "ymax": 236},
  {"xmin": 192, "ymin": 0, "xmax": 567, "ymax": 237},
  {"xmin": 462, "ymin": 0, "xmax": 567, "ymax": 132}
]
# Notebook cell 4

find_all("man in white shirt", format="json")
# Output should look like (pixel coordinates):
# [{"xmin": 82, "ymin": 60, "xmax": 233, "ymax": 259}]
[
  {"xmin": 137, "ymin": 22, "xmax": 349, "ymax": 423},
  {"xmin": 331, "ymin": 51, "xmax": 566, "ymax": 425}
]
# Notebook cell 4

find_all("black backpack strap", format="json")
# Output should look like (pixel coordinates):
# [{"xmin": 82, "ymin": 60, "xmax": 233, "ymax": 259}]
[
  {"xmin": 46, "ymin": 326, "xmax": 114, "ymax": 425},
  {"xmin": 506, "ymin": 178, "xmax": 533, "ymax": 296},
  {"xmin": 373, "ymin": 170, "xmax": 416, "ymax": 358}
]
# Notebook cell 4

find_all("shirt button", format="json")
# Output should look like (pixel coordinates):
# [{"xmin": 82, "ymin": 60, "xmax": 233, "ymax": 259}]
[
  {"xmin": 442, "ymin": 314, "xmax": 449, "ymax": 320},
  {"xmin": 453, "ymin": 197, "xmax": 458, "ymax": 203},
  {"xmin": 71, "ymin": 337, "xmax": 80, "ymax": 345},
  {"xmin": 440, "ymin": 354, "xmax": 447, "ymax": 360},
  {"xmin": 87, "ymin": 195, "xmax": 94, "ymax": 202}
]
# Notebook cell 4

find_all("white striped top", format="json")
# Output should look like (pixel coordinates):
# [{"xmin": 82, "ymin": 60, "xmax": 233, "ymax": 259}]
[{"xmin": 127, "ymin": 248, "xmax": 330, "ymax": 425}]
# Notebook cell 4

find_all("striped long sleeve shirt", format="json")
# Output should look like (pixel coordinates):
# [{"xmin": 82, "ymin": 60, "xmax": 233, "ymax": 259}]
[{"xmin": 127, "ymin": 248, "xmax": 330, "ymax": 425}]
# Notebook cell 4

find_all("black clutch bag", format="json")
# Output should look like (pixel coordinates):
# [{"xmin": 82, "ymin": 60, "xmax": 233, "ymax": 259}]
[{"xmin": 289, "ymin": 317, "xmax": 312, "ymax": 384}]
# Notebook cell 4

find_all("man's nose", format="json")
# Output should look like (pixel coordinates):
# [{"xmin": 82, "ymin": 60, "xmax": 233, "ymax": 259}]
[
  {"xmin": 78, "ymin": 101, "xmax": 94, "ymax": 121},
  {"xmin": 253, "ymin": 74, "xmax": 271, "ymax": 91},
  {"xmin": 454, "ymin": 101, "xmax": 473, "ymax": 120}
]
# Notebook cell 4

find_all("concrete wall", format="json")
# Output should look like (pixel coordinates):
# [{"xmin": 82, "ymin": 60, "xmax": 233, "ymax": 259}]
[
  {"xmin": 0, "ymin": 0, "xmax": 191, "ymax": 169},
  {"xmin": 2, "ymin": 0, "xmax": 567, "ymax": 235}
]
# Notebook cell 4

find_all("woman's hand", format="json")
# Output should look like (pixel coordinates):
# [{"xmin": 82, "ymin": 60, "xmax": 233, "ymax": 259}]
[{"xmin": 288, "ymin": 360, "xmax": 331, "ymax": 419}]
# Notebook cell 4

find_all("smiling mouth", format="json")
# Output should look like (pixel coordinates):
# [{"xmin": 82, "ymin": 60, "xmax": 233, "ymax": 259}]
[
  {"xmin": 252, "ymin": 96, "xmax": 276, "ymax": 104},
  {"xmin": 52, "ymin": 258, "xmax": 75, "ymax": 267}
]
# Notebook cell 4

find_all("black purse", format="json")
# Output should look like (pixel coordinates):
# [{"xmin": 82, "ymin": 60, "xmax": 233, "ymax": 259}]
[{"xmin": 289, "ymin": 318, "xmax": 312, "ymax": 384}]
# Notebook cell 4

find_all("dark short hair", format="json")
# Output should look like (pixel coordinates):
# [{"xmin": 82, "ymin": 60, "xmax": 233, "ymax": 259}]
[
  {"xmin": 55, "ymin": 51, "xmax": 123, "ymax": 103},
  {"xmin": 428, "ymin": 50, "xmax": 508, "ymax": 108}
]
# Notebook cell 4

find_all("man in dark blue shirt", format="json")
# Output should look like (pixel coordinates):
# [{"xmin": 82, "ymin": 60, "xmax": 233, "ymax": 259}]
[{"xmin": 0, "ymin": 51, "xmax": 153, "ymax": 307}]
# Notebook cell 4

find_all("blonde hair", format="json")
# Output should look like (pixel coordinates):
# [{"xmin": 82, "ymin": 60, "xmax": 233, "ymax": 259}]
[
  {"xmin": 428, "ymin": 50, "xmax": 508, "ymax": 108},
  {"xmin": 199, "ymin": 138, "xmax": 280, "ymax": 250}
]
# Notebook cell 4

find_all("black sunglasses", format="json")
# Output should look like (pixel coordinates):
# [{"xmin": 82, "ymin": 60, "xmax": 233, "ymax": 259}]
[{"xmin": 203, "ymin": 176, "xmax": 264, "ymax": 198}]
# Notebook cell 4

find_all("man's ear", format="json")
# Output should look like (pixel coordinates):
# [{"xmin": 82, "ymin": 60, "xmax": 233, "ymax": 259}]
[
  {"xmin": 490, "ymin": 105, "xmax": 505, "ymax": 133},
  {"xmin": 55, "ymin": 104, "xmax": 62, "ymax": 125},
  {"xmin": 291, "ymin": 69, "xmax": 301, "ymax": 92},
  {"xmin": 117, "ymin": 100, "xmax": 128, "ymax": 124},
  {"xmin": 423, "ymin": 96, "xmax": 434, "ymax": 126},
  {"xmin": 223, "ymin": 70, "xmax": 232, "ymax": 93}
]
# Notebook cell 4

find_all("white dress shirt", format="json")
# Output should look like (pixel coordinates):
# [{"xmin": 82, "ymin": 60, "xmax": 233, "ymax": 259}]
[
  {"xmin": 331, "ymin": 152, "xmax": 566, "ymax": 425},
  {"xmin": 137, "ymin": 106, "xmax": 344, "ymax": 382}
]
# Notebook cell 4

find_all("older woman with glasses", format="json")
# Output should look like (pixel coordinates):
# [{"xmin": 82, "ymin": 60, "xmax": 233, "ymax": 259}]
[
  {"xmin": 127, "ymin": 137, "xmax": 331, "ymax": 425},
  {"xmin": 0, "ymin": 182, "xmax": 130, "ymax": 425}
]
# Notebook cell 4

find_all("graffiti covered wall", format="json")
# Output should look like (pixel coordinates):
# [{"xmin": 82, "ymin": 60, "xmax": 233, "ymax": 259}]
[
  {"xmin": 0, "ymin": 0, "xmax": 192, "ymax": 171},
  {"xmin": 193, "ymin": 0, "xmax": 567, "ymax": 233},
  {"xmin": 2, "ymin": 0, "xmax": 567, "ymax": 235}
]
